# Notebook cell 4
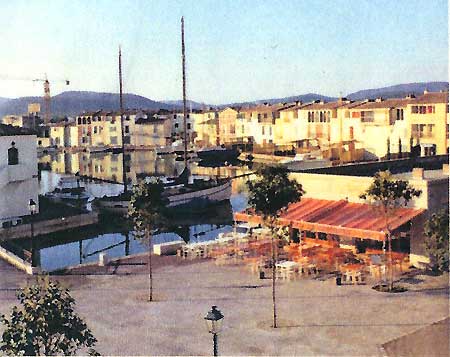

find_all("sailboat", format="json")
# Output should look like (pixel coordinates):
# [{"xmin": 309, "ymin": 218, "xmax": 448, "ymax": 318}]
[{"xmin": 95, "ymin": 17, "xmax": 232, "ymax": 215}]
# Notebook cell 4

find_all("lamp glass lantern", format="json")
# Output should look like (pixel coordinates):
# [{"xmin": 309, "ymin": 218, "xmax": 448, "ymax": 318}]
[
  {"xmin": 204, "ymin": 305, "xmax": 224, "ymax": 335},
  {"xmin": 28, "ymin": 199, "xmax": 37, "ymax": 214}
]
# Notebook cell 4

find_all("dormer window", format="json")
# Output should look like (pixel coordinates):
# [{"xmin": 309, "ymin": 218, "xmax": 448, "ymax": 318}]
[{"xmin": 8, "ymin": 142, "xmax": 18, "ymax": 165}]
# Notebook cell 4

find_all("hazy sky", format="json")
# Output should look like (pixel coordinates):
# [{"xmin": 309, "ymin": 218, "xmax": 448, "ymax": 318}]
[{"xmin": 0, "ymin": 0, "xmax": 447, "ymax": 103}]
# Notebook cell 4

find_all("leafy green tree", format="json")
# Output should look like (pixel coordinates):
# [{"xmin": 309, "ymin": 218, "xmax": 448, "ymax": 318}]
[
  {"xmin": 128, "ymin": 179, "xmax": 168, "ymax": 302},
  {"xmin": 360, "ymin": 170, "xmax": 421, "ymax": 291},
  {"xmin": 0, "ymin": 278, "xmax": 98, "ymax": 356},
  {"xmin": 247, "ymin": 165, "xmax": 304, "ymax": 328},
  {"xmin": 424, "ymin": 209, "xmax": 449, "ymax": 273}
]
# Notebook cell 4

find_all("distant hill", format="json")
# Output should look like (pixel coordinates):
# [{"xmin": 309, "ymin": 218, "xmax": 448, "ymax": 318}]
[
  {"xmin": 223, "ymin": 93, "xmax": 337, "ymax": 108},
  {"xmin": 162, "ymin": 99, "xmax": 209, "ymax": 110},
  {"xmin": 0, "ymin": 91, "xmax": 175, "ymax": 117},
  {"xmin": 0, "ymin": 82, "xmax": 448, "ymax": 118},
  {"xmin": 346, "ymin": 82, "xmax": 449, "ymax": 100}
]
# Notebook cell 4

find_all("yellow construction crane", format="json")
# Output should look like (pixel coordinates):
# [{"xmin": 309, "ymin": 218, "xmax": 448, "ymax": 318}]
[{"xmin": 0, "ymin": 74, "xmax": 70, "ymax": 124}]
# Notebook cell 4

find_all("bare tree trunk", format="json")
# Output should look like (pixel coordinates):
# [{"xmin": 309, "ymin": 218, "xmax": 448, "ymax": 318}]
[
  {"xmin": 147, "ymin": 229, "xmax": 153, "ymax": 302},
  {"xmin": 270, "ymin": 220, "xmax": 277, "ymax": 328},
  {"xmin": 388, "ymin": 232, "xmax": 393, "ymax": 291},
  {"xmin": 384, "ymin": 208, "xmax": 394, "ymax": 291}
]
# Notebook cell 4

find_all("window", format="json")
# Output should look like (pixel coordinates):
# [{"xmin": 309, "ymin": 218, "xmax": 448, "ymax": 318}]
[
  {"xmin": 174, "ymin": 123, "xmax": 179, "ymax": 129},
  {"xmin": 78, "ymin": 118, "xmax": 81, "ymax": 125},
  {"xmin": 262, "ymin": 126, "xmax": 265, "ymax": 135},
  {"xmin": 396, "ymin": 109, "xmax": 404, "ymax": 121},
  {"xmin": 111, "ymin": 137, "xmax": 118, "ymax": 145},
  {"xmin": 241, "ymin": 125, "xmax": 245, "ymax": 133},
  {"xmin": 93, "ymin": 126, "xmax": 98, "ymax": 134},
  {"xmin": 263, "ymin": 113, "xmax": 268, "ymax": 119},
  {"xmin": 230, "ymin": 124, "xmax": 235, "ymax": 134},
  {"xmin": 110, "ymin": 126, "xmax": 116, "ymax": 132},
  {"xmin": 187, "ymin": 123, "xmax": 191, "ymax": 130},
  {"xmin": 412, "ymin": 105, "xmax": 434, "ymax": 114},
  {"xmin": 125, "ymin": 126, "xmax": 129, "ymax": 134},
  {"xmin": 447, "ymin": 124, "xmax": 449, "ymax": 139},
  {"xmin": 8, "ymin": 142, "xmax": 18, "ymax": 165},
  {"xmin": 269, "ymin": 126, "xmax": 272, "ymax": 136},
  {"xmin": 82, "ymin": 118, "xmax": 86, "ymax": 124},
  {"xmin": 153, "ymin": 125, "xmax": 158, "ymax": 134},
  {"xmin": 361, "ymin": 111, "xmax": 374, "ymax": 123}
]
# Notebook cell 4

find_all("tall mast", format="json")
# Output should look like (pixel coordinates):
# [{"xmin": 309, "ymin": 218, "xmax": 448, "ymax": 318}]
[
  {"xmin": 119, "ymin": 45, "xmax": 128, "ymax": 193},
  {"xmin": 181, "ymin": 16, "xmax": 188, "ymax": 169}
]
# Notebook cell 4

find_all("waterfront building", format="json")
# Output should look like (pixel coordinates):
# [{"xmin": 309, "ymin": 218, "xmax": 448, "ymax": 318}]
[
  {"xmin": 171, "ymin": 112, "xmax": 196, "ymax": 143},
  {"xmin": 407, "ymin": 91, "xmax": 448, "ymax": 156},
  {"xmin": 2, "ymin": 114, "xmax": 40, "ymax": 131},
  {"xmin": 132, "ymin": 114, "xmax": 172, "ymax": 148},
  {"xmin": 217, "ymin": 107, "xmax": 240, "ymax": 145},
  {"xmin": 342, "ymin": 91, "xmax": 448, "ymax": 159},
  {"xmin": 0, "ymin": 124, "xmax": 39, "ymax": 227},
  {"xmin": 193, "ymin": 110, "xmax": 219, "ymax": 147},
  {"xmin": 274, "ymin": 103, "xmax": 303, "ymax": 146},
  {"xmin": 345, "ymin": 97, "xmax": 412, "ymax": 160},
  {"xmin": 76, "ymin": 111, "xmax": 122, "ymax": 149},
  {"xmin": 49, "ymin": 123, "xmax": 66, "ymax": 148}
]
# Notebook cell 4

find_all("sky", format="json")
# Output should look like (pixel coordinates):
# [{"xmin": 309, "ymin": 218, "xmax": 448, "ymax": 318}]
[{"xmin": 0, "ymin": 0, "xmax": 448, "ymax": 104}]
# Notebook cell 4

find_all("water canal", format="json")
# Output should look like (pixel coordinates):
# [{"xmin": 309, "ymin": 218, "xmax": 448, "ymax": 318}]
[{"xmin": 14, "ymin": 151, "xmax": 252, "ymax": 272}]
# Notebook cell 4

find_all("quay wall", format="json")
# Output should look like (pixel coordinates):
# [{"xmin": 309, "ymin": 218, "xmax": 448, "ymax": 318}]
[
  {"xmin": 0, "ymin": 245, "xmax": 40, "ymax": 274},
  {"xmin": 0, "ymin": 212, "xmax": 99, "ymax": 241}
]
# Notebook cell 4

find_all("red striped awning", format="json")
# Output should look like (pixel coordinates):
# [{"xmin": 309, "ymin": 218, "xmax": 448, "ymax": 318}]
[{"xmin": 234, "ymin": 198, "xmax": 425, "ymax": 241}]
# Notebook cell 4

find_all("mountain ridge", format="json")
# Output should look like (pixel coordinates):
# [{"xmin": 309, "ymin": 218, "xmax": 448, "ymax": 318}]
[{"xmin": 0, "ymin": 81, "xmax": 447, "ymax": 117}]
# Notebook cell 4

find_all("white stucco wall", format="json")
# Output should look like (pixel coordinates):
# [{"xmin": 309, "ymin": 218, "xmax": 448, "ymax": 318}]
[{"xmin": 0, "ymin": 135, "xmax": 39, "ymax": 223}]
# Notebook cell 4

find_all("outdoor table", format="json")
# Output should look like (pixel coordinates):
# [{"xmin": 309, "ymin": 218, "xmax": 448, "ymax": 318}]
[
  {"xmin": 275, "ymin": 261, "xmax": 300, "ymax": 279},
  {"xmin": 341, "ymin": 264, "xmax": 366, "ymax": 284}
]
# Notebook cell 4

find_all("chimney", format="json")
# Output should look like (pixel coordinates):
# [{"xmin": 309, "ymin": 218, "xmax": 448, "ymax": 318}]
[
  {"xmin": 375, "ymin": 97, "xmax": 383, "ymax": 102},
  {"xmin": 423, "ymin": 89, "xmax": 429, "ymax": 95},
  {"xmin": 405, "ymin": 93, "xmax": 416, "ymax": 99},
  {"xmin": 412, "ymin": 167, "xmax": 424, "ymax": 179},
  {"xmin": 442, "ymin": 163, "xmax": 449, "ymax": 174}
]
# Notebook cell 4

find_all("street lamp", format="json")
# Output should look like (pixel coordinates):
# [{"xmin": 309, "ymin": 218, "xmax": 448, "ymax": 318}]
[
  {"xmin": 28, "ymin": 199, "xmax": 37, "ymax": 267},
  {"xmin": 204, "ymin": 305, "xmax": 224, "ymax": 357}
]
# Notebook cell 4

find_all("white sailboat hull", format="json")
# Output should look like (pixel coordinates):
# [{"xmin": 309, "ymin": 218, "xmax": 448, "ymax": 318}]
[{"xmin": 167, "ymin": 180, "xmax": 232, "ymax": 208}]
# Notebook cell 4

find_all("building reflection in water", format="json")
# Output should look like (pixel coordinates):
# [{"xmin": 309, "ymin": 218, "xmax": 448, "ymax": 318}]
[{"xmin": 38, "ymin": 150, "xmax": 251, "ymax": 195}]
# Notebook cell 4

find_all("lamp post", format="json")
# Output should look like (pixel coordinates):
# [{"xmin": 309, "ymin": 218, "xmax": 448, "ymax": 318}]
[
  {"xmin": 28, "ymin": 199, "xmax": 37, "ymax": 267},
  {"xmin": 204, "ymin": 305, "xmax": 224, "ymax": 357}
]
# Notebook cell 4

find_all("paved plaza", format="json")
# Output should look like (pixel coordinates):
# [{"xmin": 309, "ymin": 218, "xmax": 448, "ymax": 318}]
[{"xmin": 0, "ymin": 256, "xmax": 448, "ymax": 356}]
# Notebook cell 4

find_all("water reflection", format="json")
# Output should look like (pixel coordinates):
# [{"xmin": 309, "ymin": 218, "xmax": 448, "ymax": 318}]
[
  {"xmin": 38, "ymin": 151, "xmax": 250, "ymax": 185},
  {"xmin": 32, "ymin": 150, "xmax": 250, "ymax": 271}
]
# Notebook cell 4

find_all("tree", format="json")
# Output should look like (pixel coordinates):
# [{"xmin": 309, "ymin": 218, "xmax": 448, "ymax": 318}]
[
  {"xmin": 128, "ymin": 178, "xmax": 168, "ymax": 302},
  {"xmin": 247, "ymin": 165, "xmax": 304, "ymax": 328},
  {"xmin": 424, "ymin": 209, "xmax": 449, "ymax": 273},
  {"xmin": 360, "ymin": 171, "xmax": 421, "ymax": 291},
  {"xmin": 0, "ymin": 278, "xmax": 98, "ymax": 356}
]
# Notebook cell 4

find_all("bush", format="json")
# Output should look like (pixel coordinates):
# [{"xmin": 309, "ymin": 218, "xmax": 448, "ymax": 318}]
[{"xmin": 424, "ymin": 209, "xmax": 449, "ymax": 273}]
